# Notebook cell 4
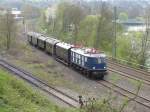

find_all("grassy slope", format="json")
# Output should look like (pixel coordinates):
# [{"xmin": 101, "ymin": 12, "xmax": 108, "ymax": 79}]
[{"xmin": 0, "ymin": 68, "xmax": 77, "ymax": 112}]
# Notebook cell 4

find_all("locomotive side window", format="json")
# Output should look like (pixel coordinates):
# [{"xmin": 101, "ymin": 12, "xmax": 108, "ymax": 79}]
[
  {"xmin": 77, "ymin": 54, "xmax": 79, "ymax": 64},
  {"xmin": 85, "ymin": 57, "xmax": 87, "ymax": 62},
  {"xmin": 82, "ymin": 56, "xmax": 84, "ymax": 62},
  {"xmin": 81, "ymin": 56, "xmax": 84, "ymax": 66},
  {"xmin": 79, "ymin": 55, "xmax": 81, "ymax": 59},
  {"xmin": 72, "ymin": 52, "xmax": 74, "ymax": 62},
  {"xmin": 79, "ymin": 55, "xmax": 81, "ymax": 65},
  {"xmin": 76, "ymin": 53, "xmax": 78, "ymax": 63}
]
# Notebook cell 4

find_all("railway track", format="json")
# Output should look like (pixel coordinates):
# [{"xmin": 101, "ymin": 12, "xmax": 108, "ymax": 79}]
[
  {"xmin": 108, "ymin": 58, "xmax": 150, "ymax": 72},
  {"xmin": 107, "ymin": 60, "xmax": 150, "ymax": 86},
  {"xmin": 108, "ymin": 59, "xmax": 150, "ymax": 76},
  {"xmin": 1, "ymin": 57, "xmax": 150, "ymax": 109},
  {"xmin": 97, "ymin": 80, "xmax": 150, "ymax": 109},
  {"xmin": 106, "ymin": 60, "xmax": 150, "ymax": 109},
  {"xmin": 0, "ymin": 59, "xmax": 78, "ymax": 108}
]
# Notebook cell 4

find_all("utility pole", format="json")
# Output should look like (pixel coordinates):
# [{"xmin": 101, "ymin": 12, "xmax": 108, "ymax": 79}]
[
  {"xmin": 141, "ymin": 9, "xmax": 149, "ymax": 67},
  {"xmin": 6, "ymin": 9, "xmax": 10, "ymax": 50},
  {"xmin": 112, "ymin": 6, "xmax": 117, "ymax": 59},
  {"xmin": 23, "ymin": 0, "xmax": 27, "ymax": 35}
]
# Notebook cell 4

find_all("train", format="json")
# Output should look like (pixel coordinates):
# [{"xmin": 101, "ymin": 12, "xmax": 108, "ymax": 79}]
[{"xmin": 27, "ymin": 32, "xmax": 107, "ymax": 79}]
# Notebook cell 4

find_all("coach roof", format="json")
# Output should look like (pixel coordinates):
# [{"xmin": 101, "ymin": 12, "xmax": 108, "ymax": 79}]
[
  {"xmin": 27, "ymin": 32, "xmax": 42, "ymax": 37},
  {"xmin": 46, "ymin": 38, "xmax": 60, "ymax": 44},
  {"xmin": 56, "ymin": 42, "xmax": 73, "ymax": 50},
  {"xmin": 38, "ymin": 36, "xmax": 49, "ymax": 41}
]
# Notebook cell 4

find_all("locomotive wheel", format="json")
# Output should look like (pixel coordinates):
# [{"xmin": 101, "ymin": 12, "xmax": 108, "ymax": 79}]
[
  {"xmin": 87, "ymin": 71, "xmax": 92, "ymax": 78},
  {"xmin": 99, "ymin": 75, "xmax": 104, "ymax": 80}
]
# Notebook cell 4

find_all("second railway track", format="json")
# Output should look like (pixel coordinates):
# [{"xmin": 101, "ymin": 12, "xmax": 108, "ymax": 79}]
[
  {"xmin": 107, "ymin": 60, "xmax": 150, "ymax": 86},
  {"xmin": 97, "ymin": 80, "xmax": 150, "ymax": 109},
  {"xmin": 107, "ymin": 59, "xmax": 150, "ymax": 76},
  {"xmin": 0, "ymin": 59, "xmax": 78, "ymax": 108}
]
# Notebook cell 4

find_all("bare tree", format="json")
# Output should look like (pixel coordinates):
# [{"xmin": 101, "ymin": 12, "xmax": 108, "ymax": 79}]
[
  {"xmin": 0, "ymin": 9, "xmax": 17, "ymax": 50},
  {"xmin": 57, "ymin": 2, "xmax": 86, "ymax": 44},
  {"xmin": 139, "ymin": 6, "xmax": 150, "ymax": 68},
  {"xmin": 65, "ymin": 4, "xmax": 85, "ymax": 44}
]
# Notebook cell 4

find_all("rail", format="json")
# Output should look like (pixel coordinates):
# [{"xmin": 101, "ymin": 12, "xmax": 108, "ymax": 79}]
[
  {"xmin": 0, "ymin": 59, "xmax": 78, "ymax": 108},
  {"xmin": 108, "ymin": 56, "xmax": 150, "ymax": 72}
]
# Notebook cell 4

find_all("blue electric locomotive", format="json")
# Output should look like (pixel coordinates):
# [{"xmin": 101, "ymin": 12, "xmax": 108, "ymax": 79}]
[{"xmin": 70, "ymin": 48, "xmax": 107, "ymax": 79}]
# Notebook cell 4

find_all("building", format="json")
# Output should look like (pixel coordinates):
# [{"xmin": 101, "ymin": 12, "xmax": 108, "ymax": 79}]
[
  {"xmin": 117, "ymin": 19, "xmax": 146, "ymax": 32},
  {"xmin": 11, "ymin": 8, "xmax": 23, "ymax": 20}
]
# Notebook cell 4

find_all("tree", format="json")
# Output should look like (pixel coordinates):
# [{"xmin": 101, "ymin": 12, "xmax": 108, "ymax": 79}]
[
  {"xmin": 22, "ymin": 4, "xmax": 41, "ymax": 19},
  {"xmin": 0, "ymin": 9, "xmax": 17, "ymax": 50},
  {"xmin": 56, "ymin": 2, "xmax": 70, "ymax": 33},
  {"xmin": 78, "ymin": 15, "xmax": 98, "ymax": 46},
  {"xmin": 138, "ymin": 6, "xmax": 150, "ymax": 68},
  {"xmin": 56, "ymin": 2, "xmax": 86, "ymax": 43},
  {"xmin": 65, "ymin": 4, "xmax": 86, "ymax": 43},
  {"xmin": 118, "ymin": 12, "xmax": 128, "ymax": 21},
  {"xmin": 94, "ymin": 1, "xmax": 113, "ymax": 51}
]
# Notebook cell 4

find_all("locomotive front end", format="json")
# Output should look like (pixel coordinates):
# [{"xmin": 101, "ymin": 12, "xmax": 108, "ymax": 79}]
[{"xmin": 86, "ymin": 53, "xmax": 107, "ymax": 79}]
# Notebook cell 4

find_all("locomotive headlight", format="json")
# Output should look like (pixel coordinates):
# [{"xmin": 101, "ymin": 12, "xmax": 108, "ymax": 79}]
[
  {"xmin": 104, "ymin": 67, "xmax": 106, "ymax": 69},
  {"xmin": 93, "ymin": 67, "xmax": 95, "ymax": 69}
]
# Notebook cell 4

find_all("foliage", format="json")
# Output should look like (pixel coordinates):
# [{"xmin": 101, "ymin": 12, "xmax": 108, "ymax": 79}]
[
  {"xmin": 77, "ymin": 15, "xmax": 98, "ymax": 46},
  {"xmin": 136, "ymin": 16, "xmax": 144, "ymax": 21},
  {"xmin": 36, "ymin": 1, "xmax": 149, "ymax": 68},
  {"xmin": 0, "ymin": 69, "xmax": 77, "ymax": 112},
  {"xmin": 116, "ymin": 32, "xmax": 143, "ymax": 63},
  {"xmin": 118, "ymin": 12, "xmax": 128, "ymax": 21},
  {"xmin": 56, "ymin": 2, "xmax": 86, "ymax": 43},
  {"xmin": 0, "ymin": 10, "xmax": 17, "ymax": 50},
  {"xmin": 94, "ymin": 2, "xmax": 113, "ymax": 51},
  {"xmin": 80, "ymin": 81, "xmax": 142, "ymax": 112},
  {"xmin": 22, "ymin": 4, "xmax": 41, "ymax": 19}
]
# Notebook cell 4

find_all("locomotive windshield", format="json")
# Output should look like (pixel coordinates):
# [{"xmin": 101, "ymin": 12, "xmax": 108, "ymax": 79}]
[{"xmin": 95, "ymin": 57, "xmax": 106, "ymax": 64}]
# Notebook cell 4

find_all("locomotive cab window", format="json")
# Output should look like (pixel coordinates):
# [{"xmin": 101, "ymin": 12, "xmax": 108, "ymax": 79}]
[
  {"xmin": 101, "ymin": 57, "xmax": 106, "ymax": 63},
  {"xmin": 97, "ymin": 58, "xmax": 101, "ymax": 64}
]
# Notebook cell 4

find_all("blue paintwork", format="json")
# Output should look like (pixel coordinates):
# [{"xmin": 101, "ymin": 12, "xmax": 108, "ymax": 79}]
[
  {"xmin": 70, "ymin": 51, "xmax": 107, "ymax": 72},
  {"xmin": 84, "ymin": 57, "xmax": 107, "ymax": 71}
]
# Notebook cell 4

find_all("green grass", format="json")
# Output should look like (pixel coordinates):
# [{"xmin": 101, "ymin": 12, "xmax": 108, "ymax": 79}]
[
  {"xmin": 108, "ymin": 73, "xmax": 121, "ymax": 83},
  {"xmin": 128, "ymin": 78, "xmax": 143, "ymax": 88},
  {"xmin": 3, "ymin": 41, "xmax": 83, "ymax": 94},
  {"xmin": 0, "ymin": 68, "xmax": 77, "ymax": 112}
]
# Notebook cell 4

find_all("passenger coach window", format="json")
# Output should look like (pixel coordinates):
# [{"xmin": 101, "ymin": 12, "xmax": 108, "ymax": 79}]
[{"xmin": 82, "ymin": 56, "xmax": 84, "ymax": 61}]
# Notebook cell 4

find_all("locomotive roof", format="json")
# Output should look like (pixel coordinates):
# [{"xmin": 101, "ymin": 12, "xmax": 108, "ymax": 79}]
[
  {"xmin": 56, "ymin": 42, "xmax": 73, "ymax": 50},
  {"xmin": 71, "ymin": 48, "xmax": 106, "ymax": 58}
]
